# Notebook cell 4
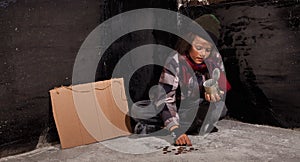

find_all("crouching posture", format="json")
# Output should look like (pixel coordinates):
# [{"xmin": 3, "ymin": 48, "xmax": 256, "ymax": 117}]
[{"xmin": 134, "ymin": 14, "xmax": 231, "ymax": 146}]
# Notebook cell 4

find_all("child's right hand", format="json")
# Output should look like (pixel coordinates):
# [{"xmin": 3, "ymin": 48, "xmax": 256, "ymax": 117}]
[{"xmin": 175, "ymin": 134, "xmax": 192, "ymax": 146}]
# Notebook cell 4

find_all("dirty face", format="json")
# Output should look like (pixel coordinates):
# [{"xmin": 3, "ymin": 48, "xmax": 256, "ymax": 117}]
[{"xmin": 189, "ymin": 35, "xmax": 213, "ymax": 64}]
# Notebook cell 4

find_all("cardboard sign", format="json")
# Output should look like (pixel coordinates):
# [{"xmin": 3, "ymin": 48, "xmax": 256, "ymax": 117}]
[{"xmin": 50, "ymin": 78, "xmax": 131, "ymax": 149}]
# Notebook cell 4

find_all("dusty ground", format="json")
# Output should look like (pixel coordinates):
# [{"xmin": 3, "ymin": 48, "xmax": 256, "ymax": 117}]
[{"xmin": 0, "ymin": 120, "xmax": 299, "ymax": 162}]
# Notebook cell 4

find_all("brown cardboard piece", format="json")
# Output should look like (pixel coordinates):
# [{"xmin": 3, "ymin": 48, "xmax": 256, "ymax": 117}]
[{"xmin": 50, "ymin": 78, "xmax": 131, "ymax": 149}]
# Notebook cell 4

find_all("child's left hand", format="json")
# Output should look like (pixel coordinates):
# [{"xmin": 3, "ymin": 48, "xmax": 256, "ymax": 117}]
[{"xmin": 205, "ymin": 90, "xmax": 224, "ymax": 102}]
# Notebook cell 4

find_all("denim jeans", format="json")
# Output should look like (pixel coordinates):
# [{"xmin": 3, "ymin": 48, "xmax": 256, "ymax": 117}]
[{"xmin": 132, "ymin": 100, "xmax": 227, "ymax": 135}]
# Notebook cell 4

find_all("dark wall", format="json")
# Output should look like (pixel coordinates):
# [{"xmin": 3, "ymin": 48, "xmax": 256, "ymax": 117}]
[
  {"xmin": 0, "ymin": 0, "xmax": 101, "ymax": 157},
  {"xmin": 214, "ymin": 0, "xmax": 300, "ymax": 127},
  {"xmin": 0, "ymin": 0, "xmax": 178, "ymax": 157}
]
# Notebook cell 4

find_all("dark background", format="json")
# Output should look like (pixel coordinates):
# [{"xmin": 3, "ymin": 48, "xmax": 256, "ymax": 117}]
[{"xmin": 0, "ymin": 0, "xmax": 299, "ymax": 157}]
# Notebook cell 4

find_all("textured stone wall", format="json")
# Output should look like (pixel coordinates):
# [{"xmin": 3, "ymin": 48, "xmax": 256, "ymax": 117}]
[
  {"xmin": 0, "ymin": 0, "xmax": 102, "ymax": 157},
  {"xmin": 214, "ymin": 0, "xmax": 300, "ymax": 127},
  {"xmin": 0, "ymin": 0, "xmax": 178, "ymax": 157}
]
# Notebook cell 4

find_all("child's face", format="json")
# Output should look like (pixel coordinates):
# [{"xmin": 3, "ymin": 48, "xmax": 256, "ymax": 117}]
[{"xmin": 189, "ymin": 35, "xmax": 213, "ymax": 64}]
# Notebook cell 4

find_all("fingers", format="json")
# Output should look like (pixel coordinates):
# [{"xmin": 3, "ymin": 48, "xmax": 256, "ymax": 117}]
[
  {"xmin": 205, "ymin": 92, "xmax": 210, "ymax": 101},
  {"xmin": 219, "ymin": 90, "xmax": 224, "ymax": 95},
  {"xmin": 215, "ymin": 93, "xmax": 221, "ymax": 101},
  {"xmin": 175, "ymin": 134, "xmax": 192, "ymax": 146},
  {"xmin": 175, "ymin": 137, "xmax": 182, "ymax": 145},
  {"xmin": 184, "ymin": 135, "xmax": 192, "ymax": 146},
  {"xmin": 205, "ymin": 93, "xmax": 221, "ymax": 102},
  {"xmin": 210, "ymin": 94, "xmax": 216, "ymax": 102},
  {"xmin": 175, "ymin": 138, "xmax": 182, "ymax": 145},
  {"xmin": 179, "ymin": 135, "xmax": 185, "ymax": 145},
  {"xmin": 175, "ymin": 135, "xmax": 182, "ymax": 145}
]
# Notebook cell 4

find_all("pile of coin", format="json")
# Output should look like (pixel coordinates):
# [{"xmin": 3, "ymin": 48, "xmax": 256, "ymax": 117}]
[{"xmin": 155, "ymin": 146, "xmax": 199, "ymax": 155}]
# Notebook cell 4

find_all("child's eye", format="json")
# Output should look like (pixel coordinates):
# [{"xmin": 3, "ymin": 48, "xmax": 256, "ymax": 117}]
[
  {"xmin": 195, "ymin": 46, "xmax": 211, "ymax": 53},
  {"xmin": 196, "ymin": 46, "xmax": 203, "ymax": 50}
]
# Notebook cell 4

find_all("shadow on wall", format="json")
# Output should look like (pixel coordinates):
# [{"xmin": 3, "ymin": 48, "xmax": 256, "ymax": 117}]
[{"xmin": 213, "ymin": 0, "xmax": 300, "ymax": 127}]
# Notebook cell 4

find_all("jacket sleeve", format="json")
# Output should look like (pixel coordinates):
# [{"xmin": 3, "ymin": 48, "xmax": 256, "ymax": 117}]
[
  {"xmin": 218, "ymin": 72, "xmax": 231, "ymax": 92},
  {"xmin": 210, "ymin": 51, "xmax": 232, "ymax": 92},
  {"xmin": 157, "ymin": 57, "xmax": 180, "ymax": 130}
]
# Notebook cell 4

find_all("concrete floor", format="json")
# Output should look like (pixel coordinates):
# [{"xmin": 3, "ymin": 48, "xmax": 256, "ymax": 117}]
[{"xmin": 1, "ymin": 120, "xmax": 299, "ymax": 162}]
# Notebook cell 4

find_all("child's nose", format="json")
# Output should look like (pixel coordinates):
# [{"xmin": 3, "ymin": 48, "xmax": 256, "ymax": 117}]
[{"xmin": 199, "ymin": 49, "xmax": 206, "ymax": 56}]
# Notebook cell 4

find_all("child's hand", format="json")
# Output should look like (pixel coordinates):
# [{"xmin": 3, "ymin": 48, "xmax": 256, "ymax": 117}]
[
  {"xmin": 175, "ymin": 134, "xmax": 192, "ymax": 146},
  {"xmin": 205, "ymin": 90, "xmax": 224, "ymax": 102}
]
